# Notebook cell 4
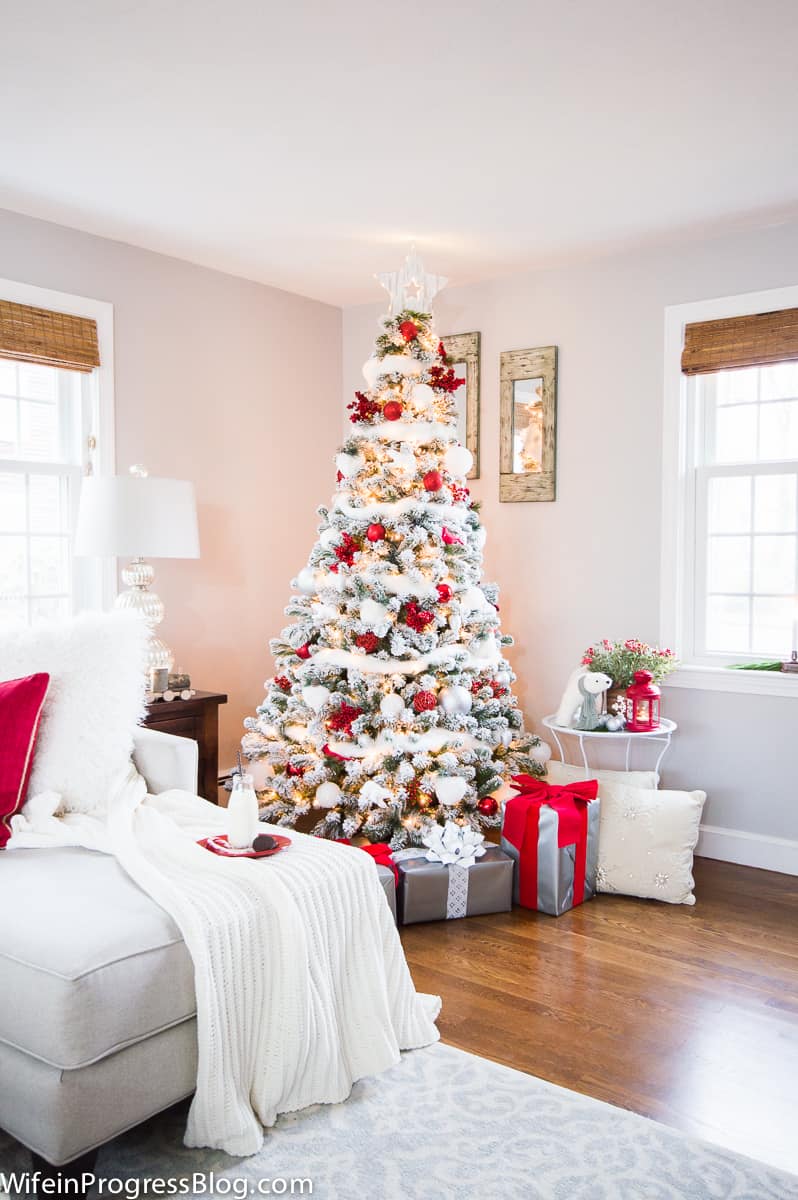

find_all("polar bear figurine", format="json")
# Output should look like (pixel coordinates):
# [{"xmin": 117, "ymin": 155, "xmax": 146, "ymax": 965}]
[{"xmin": 554, "ymin": 668, "xmax": 613, "ymax": 728}]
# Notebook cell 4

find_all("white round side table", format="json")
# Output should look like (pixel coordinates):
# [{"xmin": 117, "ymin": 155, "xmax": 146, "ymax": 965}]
[{"xmin": 541, "ymin": 716, "xmax": 678, "ymax": 783}]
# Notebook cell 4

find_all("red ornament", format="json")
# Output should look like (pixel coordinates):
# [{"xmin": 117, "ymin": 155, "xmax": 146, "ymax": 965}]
[
  {"xmin": 451, "ymin": 484, "xmax": 470, "ymax": 503},
  {"xmin": 491, "ymin": 682, "xmax": 507, "ymax": 698},
  {"xmin": 347, "ymin": 391, "xmax": 380, "ymax": 423},
  {"xmin": 428, "ymin": 364, "xmax": 465, "ymax": 394},
  {"xmin": 335, "ymin": 531, "xmax": 360, "ymax": 566},
  {"xmin": 423, "ymin": 470, "xmax": 443, "ymax": 492},
  {"xmin": 296, "ymin": 643, "xmax": 311, "ymax": 660},
  {"xmin": 436, "ymin": 583, "xmax": 452, "ymax": 603},
  {"xmin": 329, "ymin": 563, "xmax": 339, "ymax": 573},
  {"xmin": 336, "ymin": 470, "xmax": 344, "ymax": 483},
  {"xmin": 471, "ymin": 679, "xmax": 484, "ymax": 694},
  {"xmin": 322, "ymin": 743, "xmax": 351, "ymax": 761},
  {"xmin": 399, "ymin": 320, "xmax": 419, "ymax": 342},
  {"xmin": 366, "ymin": 522, "xmax": 386, "ymax": 542},
  {"xmin": 274, "ymin": 675, "xmax": 292, "ymax": 691},
  {"xmin": 477, "ymin": 796, "xmax": 499, "ymax": 818},
  {"xmin": 413, "ymin": 690, "xmax": 437, "ymax": 713},
  {"xmin": 625, "ymin": 670, "xmax": 661, "ymax": 731},
  {"xmin": 383, "ymin": 400, "xmax": 403, "ymax": 421},
  {"xmin": 437, "ymin": 340, "xmax": 447, "ymax": 360},
  {"xmin": 286, "ymin": 762, "xmax": 306, "ymax": 777},
  {"xmin": 441, "ymin": 526, "xmax": 463, "ymax": 546},
  {"xmin": 355, "ymin": 632, "xmax": 380, "ymax": 653}
]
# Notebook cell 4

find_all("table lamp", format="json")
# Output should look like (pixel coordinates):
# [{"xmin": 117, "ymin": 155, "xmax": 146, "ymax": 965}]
[{"xmin": 75, "ymin": 465, "xmax": 200, "ymax": 674}]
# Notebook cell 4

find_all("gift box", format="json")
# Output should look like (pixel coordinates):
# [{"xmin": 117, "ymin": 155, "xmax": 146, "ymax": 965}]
[
  {"xmin": 501, "ymin": 775, "xmax": 600, "ymax": 917},
  {"xmin": 376, "ymin": 863, "xmax": 397, "ymax": 923},
  {"xmin": 395, "ymin": 845, "xmax": 514, "ymax": 925},
  {"xmin": 336, "ymin": 839, "xmax": 397, "ymax": 923}
]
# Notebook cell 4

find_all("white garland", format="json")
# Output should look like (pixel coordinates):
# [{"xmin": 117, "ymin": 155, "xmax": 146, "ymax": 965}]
[
  {"xmin": 333, "ymin": 493, "xmax": 469, "ymax": 526},
  {"xmin": 299, "ymin": 644, "xmax": 501, "ymax": 676},
  {"xmin": 350, "ymin": 420, "xmax": 458, "ymax": 444}
]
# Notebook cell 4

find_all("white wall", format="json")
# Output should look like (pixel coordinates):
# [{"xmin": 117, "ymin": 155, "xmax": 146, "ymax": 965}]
[
  {"xmin": 0, "ymin": 206, "xmax": 343, "ymax": 774},
  {"xmin": 342, "ymin": 222, "xmax": 798, "ymax": 871}
]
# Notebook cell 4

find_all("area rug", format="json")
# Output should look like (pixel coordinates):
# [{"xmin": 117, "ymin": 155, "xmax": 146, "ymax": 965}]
[{"xmin": 1, "ymin": 1043, "xmax": 796, "ymax": 1199}]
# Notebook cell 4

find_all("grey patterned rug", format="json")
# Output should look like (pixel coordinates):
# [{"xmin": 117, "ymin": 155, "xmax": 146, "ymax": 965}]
[{"xmin": 2, "ymin": 1043, "xmax": 796, "ymax": 1199}]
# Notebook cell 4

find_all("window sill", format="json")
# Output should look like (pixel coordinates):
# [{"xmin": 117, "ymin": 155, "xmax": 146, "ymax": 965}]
[{"xmin": 664, "ymin": 665, "xmax": 798, "ymax": 698}]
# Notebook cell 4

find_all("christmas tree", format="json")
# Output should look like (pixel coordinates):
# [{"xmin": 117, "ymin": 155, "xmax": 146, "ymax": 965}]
[{"xmin": 243, "ymin": 253, "xmax": 545, "ymax": 845}]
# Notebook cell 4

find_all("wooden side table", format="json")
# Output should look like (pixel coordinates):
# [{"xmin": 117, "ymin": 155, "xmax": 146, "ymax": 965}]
[{"xmin": 141, "ymin": 691, "xmax": 228, "ymax": 802}]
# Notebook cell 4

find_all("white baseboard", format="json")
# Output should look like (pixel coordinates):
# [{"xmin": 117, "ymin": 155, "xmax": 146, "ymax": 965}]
[{"xmin": 696, "ymin": 823, "xmax": 798, "ymax": 876}]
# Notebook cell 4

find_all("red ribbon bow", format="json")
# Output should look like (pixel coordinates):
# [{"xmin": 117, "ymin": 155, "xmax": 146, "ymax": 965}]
[
  {"xmin": 336, "ymin": 839, "xmax": 398, "ymax": 883},
  {"xmin": 503, "ymin": 775, "xmax": 598, "ymax": 909}
]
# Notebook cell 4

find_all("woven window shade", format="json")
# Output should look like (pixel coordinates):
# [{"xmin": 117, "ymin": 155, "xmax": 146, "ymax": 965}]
[
  {"xmin": 681, "ymin": 308, "xmax": 798, "ymax": 375},
  {"xmin": 0, "ymin": 300, "xmax": 100, "ymax": 372}
]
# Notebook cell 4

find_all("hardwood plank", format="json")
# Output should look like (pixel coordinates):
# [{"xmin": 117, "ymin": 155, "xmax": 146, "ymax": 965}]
[{"xmin": 400, "ymin": 858, "xmax": 798, "ymax": 1172}]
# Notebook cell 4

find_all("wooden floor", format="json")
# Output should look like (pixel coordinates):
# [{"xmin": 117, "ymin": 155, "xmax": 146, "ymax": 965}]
[{"xmin": 400, "ymin": 857, "xmax": 798, "ymax": 1174}]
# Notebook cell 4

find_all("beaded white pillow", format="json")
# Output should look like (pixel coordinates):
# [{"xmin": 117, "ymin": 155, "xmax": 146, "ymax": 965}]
[{"xmin": 595, "ymin": 783, "xmax": 706, "ymax": 905}]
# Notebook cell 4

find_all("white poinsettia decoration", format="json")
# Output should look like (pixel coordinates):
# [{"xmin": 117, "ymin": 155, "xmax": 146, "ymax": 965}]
[
  {"xmin": 422, "ymin": 820, "xmax": 486, "ymax": 869},
  {"xmin": 358, "ymin": 780, "xmax": 393, "ymax": 810}
]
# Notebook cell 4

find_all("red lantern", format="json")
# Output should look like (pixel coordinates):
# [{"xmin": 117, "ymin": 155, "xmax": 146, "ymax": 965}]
[{"xmin": 625, "ymin": 670, "xmax": 661, "ymax": 731}]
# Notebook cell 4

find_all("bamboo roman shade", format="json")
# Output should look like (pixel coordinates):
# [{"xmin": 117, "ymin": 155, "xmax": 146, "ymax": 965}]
[
  {"xmin": 681, "ymin": 308, "xmax": 798, "ymax": 375},
  {"xmin": 0, "ymin": 300, "xmax": 100, "ymax": 372}
]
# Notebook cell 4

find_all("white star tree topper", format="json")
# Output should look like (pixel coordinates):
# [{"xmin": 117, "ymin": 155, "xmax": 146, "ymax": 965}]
[{"xmin": 376, "ymin": 250, "xmax": 448, "ymax": 315}]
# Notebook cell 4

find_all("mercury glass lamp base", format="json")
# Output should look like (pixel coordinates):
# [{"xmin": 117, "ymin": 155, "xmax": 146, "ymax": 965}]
[{"xmin": 115, "ymin": 557, "xmax": 175, "ymax": 674}]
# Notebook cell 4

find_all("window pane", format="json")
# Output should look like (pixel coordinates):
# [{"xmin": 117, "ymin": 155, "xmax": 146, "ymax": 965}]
[
  {"xmin": 715, "ymin": 367, "xmax": 759, "ymax": 406},
  {"xmin": 17, "ymin": 362, "xmax": 56, "ymax": 402},
  {"xmin": 30, "ymin": 596, "xmax": 69, "ymax": 622},
  {"xmin": 714, "ymin": 404, "xmax": 757, "ymax": 463},
  {"xmin": 0, "ymin": 473, "xmax": 26, "ymax": 532},
  {"xmin": 0, "ymin": 596, "xmax": 27, "ymax": 629},
  {"xmin": 0, "ymin": 395, "xmax": 16, "ymax": 455},
  {"xmin": 751, "ymin": 597, "xmax": 794, "ymax": 654},
  {"xmin": 19, "ymin": 399, "xmax": 60, "ymax": 461},
  {"xmin": 758, "ymin": 400, "xmax": 798, "ymax": 461},
  {"xmin": 708, "ymin": 475, "xmax": 751, "ymax": 533},
  {"xmin": 760, "ymin": 362, "xmax": 798, "ymax": 401},
  {"xmin": 753, "ymin": 535, "xmax": 796, "ymax": 593},
  {"xmin": 29, "ymin": 474, "xmax": 68, "ymax": 533},
  {"xmin": 0, "ymin": 535, "xmax": 28, "ymax": 595},
  {"xmin": 29, "ymin": 535, "xmax": 69, "ymax": 595},
  {"xmin": 708, "ymin": 535, "xmax": 750, "ymax": 592},
  {"xmin": 754, "ymin": 474, "xmax": 796, "ymax": 533},
  {"xmin": 0, "ymin": 360, "xmax": 16, "ymax": 396},
  {"xmin": 706, "ymin": 595, "xmax": 750, "ymax": 652}
]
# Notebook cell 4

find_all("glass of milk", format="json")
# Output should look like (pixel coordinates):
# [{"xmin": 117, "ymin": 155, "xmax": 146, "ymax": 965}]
[{"xmin": 227, "ymin": 772, "xmax": 259, "ymax": 849}]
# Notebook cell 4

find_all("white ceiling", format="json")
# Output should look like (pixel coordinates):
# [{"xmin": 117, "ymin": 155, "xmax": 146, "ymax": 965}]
[{"xmin": 2, "ymin": 0, "xmax": 797, "ymax": 307}]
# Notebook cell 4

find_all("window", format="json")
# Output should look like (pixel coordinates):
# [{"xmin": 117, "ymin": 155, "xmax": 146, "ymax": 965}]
[
  {"xmin": 0, "ymin": 281, "xmax": 114, "ymax": 630},
  {"xmin": 662, "ymin": 286, "xmax": 798, "ymax": 694}
]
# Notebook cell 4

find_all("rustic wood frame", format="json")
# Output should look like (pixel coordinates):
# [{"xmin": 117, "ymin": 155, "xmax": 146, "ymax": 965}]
[
  {"xmin": 441, "ymin": 330, "xmax": 480, "ymax": 479},
  {"xmin": 499, "ymin": 345, "xmax": 557, "ymax": 502}
]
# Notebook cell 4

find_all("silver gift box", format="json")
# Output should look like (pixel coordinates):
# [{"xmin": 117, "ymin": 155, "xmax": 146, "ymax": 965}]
[
  {"xmin": 376, "ymin": 862, "xmax": 397, "ymax": 923},
  {"xmin": 501, "ymin": 799, "xmax": 600, "ymax": 917},
  {"xmin": 397, "ymin": 846, "xmax": 514, "ymax": 925}
]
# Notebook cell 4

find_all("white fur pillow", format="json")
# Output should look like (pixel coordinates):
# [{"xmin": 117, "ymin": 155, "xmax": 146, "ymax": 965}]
[
  {"xmin": 596, "ymin": 783, "xmax": 706, "ymax": 905},
  {"xmin": 0, "ymin": 611, "xmax": 147, "ymax": 814},
  {"xmin": 546, "ymin": 759, "xmax": 658, "ymax": 791}
]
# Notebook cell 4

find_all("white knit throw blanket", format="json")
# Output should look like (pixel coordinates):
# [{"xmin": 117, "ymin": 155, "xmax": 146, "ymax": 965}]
[{"xmin": 8, "ymin": 768, "xmax": 441, "ymax": 1157}]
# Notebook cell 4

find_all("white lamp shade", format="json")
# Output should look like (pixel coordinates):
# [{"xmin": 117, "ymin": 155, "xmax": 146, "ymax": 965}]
[{"xmin": 74, "ymin": 475, "xmax": 200, "ymax": 559}]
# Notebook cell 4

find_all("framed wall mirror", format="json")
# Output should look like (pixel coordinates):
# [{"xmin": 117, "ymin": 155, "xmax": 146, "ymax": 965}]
[
  {"xmin": 441, "ymin": 330, "xmax": 480, "ymax": 479},
  {"xmin": 499, "ymin": 345, "xmax": 557, "ymax": 501}
]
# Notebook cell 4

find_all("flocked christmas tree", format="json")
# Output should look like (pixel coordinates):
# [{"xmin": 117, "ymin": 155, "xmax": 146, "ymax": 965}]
[{"xmin": 243, "ymin": 253, "xmax": 545, "ymax": 846}]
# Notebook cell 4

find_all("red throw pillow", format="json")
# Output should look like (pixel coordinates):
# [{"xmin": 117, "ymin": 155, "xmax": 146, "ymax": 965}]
[{"xmin": 0, "ymin": 673, "xmax": 50, "ymax": 848}]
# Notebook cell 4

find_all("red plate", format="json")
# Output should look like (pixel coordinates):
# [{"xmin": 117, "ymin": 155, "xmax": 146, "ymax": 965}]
[{"xmin": 198, "ymin": 833, "xmax": 291, "ymax": 859}]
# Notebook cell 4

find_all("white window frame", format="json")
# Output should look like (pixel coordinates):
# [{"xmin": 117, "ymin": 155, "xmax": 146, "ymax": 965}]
[
  {"xmin": 662, "ymin": 283, "xmax": 798, "ymax": 698},
  {"xmin": 0, "ymin": 276, "xmax": 116, "ymax": 615}
]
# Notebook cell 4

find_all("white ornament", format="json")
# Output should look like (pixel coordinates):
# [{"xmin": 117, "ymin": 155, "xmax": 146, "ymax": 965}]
[
  {"xmin": 444, "ymin": 445, "xmax": 473, "ymax": 477},
  {"xmin": 360, "ymin": 598, "xmax": 389, "ymax": 627},
  {"xmin": 422, "ymin": 818, "xmax": 485, "ymax": 868},
  {"xmin": 471, "ymin": 634, "xmax": 497, "ymax": 660},
  {"xmin": 410, "ymin": 383, "xmax": 435, "ymax": 412},
  {"xmin": 362, "ymin": 358, "xmax": 381, "ymax": 388},
  {"xmin": 500, "ymin": 728, "xmax": 513, "ymax": 747},
  {"xmin": 313, "ymin": 782, "xmax": 341, "ymax": 809},
  {"xmin": 380, "ymin": 692, "xmax": 405, "ymax": 720},
  {"xmin": 460, "ymin": 586, "xmax": 490, "ymax": 614},
  {"xmin": 439, "ymin": 684, "xmax": 472, "ymax": 715},
  {"xmin": 433, "ymin": 776, "xmax": 469, "ymax": 807},
  {"xmin": 296, "ymin": 567, "xmax": 317, "ymax": 594},
  {"xmin": 358, "ymin": 779, "xmax": 392, "ymax": 810},
  {"xmin": 386, "ymin": 446, "xmax": 417, "ymax": 474},
  {"xmin": 335, "ymin": 451, "xmax": 365, "ymax": 478},
  {"xmin": 301, "ymin": 686, "xmax": 330, "ymax": 713},
  {"xmin": 530, "ymin": 740, "xmax": 552, "ymax": 765},
  {"xmin": 319, "ymin": 527, "xmax": 339, "ymax": 549},
  {"xmin": 284, "ymin": 724, "xmax": 307, "ymax": 743},
  {"xmin": 605, "ymin": 716, "xmax": 624, "ymax": 732}
]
